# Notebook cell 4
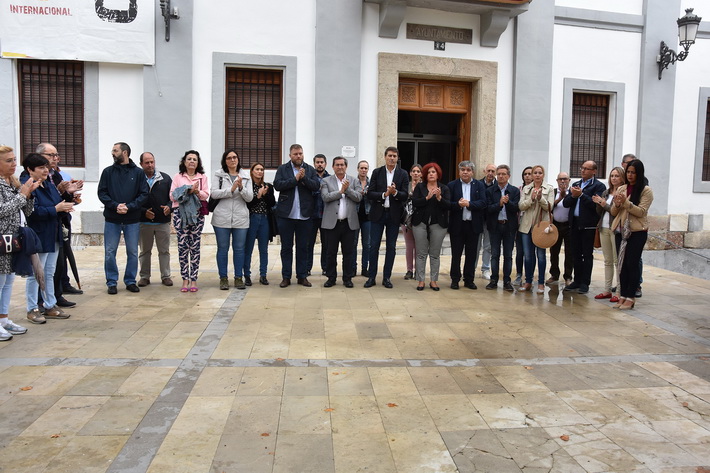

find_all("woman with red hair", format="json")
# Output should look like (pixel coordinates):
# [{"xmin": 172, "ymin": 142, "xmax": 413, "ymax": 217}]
[{"xmin": 411, "ymin": 162, "xmax": 450, "ymax": 291}]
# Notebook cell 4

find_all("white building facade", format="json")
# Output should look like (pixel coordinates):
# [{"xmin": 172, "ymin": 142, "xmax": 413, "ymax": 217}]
[{"xmin": 1, "ymin": 0, "xmax": 709, "ymax": 246}]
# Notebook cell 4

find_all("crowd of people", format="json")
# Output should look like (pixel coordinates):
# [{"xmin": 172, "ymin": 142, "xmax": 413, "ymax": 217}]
[{"xmin": 0, "ymin": 142, "xmax": 653, "ymax": 341}]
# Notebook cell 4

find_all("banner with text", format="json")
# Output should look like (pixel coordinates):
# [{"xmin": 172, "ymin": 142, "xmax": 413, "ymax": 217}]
[{"xmin": 0, "ymin": 0, "xmax": 154, "ymax": 64}]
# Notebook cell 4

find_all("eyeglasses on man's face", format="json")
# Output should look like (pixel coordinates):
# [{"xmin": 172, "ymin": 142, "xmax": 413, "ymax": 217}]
[{"xmin": 43, "ymin": 153, "xmax": 60, "ymax": 158}]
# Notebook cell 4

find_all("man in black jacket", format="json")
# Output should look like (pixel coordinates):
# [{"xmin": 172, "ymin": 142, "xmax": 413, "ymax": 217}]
[
  {"xmin": 273, "ymin": 144, "xmax": 321, "ymax": 288},
  {"xmin": 137, "ymin": 152, "xmax": 173, "ymax": 287},
  {"xmin": 563, "ymin": 160, "xmax": 606, "ymax": 294},
  {"xmin": 97, "ymin": 142, "xmax": 149, "ymax": 294},
  {"xmin": 364, "ymin": 147, "xmax": 409, "ymax": 289},
  {"xmin": 485, "ymin": 165, "xmax": 520, "ymax": 292}
]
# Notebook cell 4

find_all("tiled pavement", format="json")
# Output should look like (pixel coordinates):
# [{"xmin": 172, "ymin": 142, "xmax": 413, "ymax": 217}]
[{"xmin": 0, "ymin": 243, "xmax": 709, "ymax": 473}]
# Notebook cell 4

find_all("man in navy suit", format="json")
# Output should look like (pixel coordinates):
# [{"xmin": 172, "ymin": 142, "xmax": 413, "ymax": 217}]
[
  {"xmin": 563, "ymin": 160, "xmax": 606, "ymax": 294},
  {"xmin": 273, "ymin": 144, "xmax": 321, "ymax": 288},
  {"xmin": 485, "ymin": 164, "xmax": 520, "ymax": 292},
  {"xmin": 365, "ymin": 147, "xmax": 409, "ymax": 288},
  {"xmin": 447, "ymin": 161, "xmax": 487, "ymax": 289}
]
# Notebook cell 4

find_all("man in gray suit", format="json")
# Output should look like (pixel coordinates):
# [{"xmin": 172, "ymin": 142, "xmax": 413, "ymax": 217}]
[{"xmin": 320, "ymin": 156, "xmax": 362, "ymax": 288}]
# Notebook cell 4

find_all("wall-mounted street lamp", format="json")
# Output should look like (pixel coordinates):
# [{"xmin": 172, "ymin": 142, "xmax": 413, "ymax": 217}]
[
  {"xmin": 657, "ymin": 8, "xmax": 702, "ymax": 80},
  {"xmin": 159, "ymin": 0, "xmax": 180, "ymax": 42}
]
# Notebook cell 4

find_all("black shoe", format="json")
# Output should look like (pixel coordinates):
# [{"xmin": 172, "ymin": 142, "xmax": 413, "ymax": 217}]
[
  {"xmin": 577, "ymin": 284, "xmax": 589, "ymax": 294},
  {"xmin": 364, "ymin": 278, "xmax": 376, "ymax": 288},
  {"xmin": 404, "ymin": 271, "xmax": 413, "ymax": 280},
  {"xmin": 63, "ymin": 284, "xmax": 83, "ymax": 294},
  {"xmin": 280, "ymin": 278, "xmax": 291, "ymax": 288},
  {"xmin": 564, "ymin": 282, "xmax": 581, "ymax": 292},
  {"xmin": 450, "ymin": 281, "xmax": 459, "ymax": 290},
  {"xmin": 382, "ymin": 278, "xmax": 393, "ymax": 289},
  {"xmin": 56, "ymin": 297, "xmax": 76, "ymax": 308},
  {"xmin": 244, "ymin": 276, "xmax": 252, "ymax": 287},
  {"xmin": 126, "ymin": 284, "xmax": 140, "ymax": 293},
  {"xmin": 260, "ymin": 276, "xmax": 269, "ymax": 286},
  {"xmin": 429, "ymin": 283, "xmax": 440, "ymax": 292},
  {"xmin": 343, "ymin": 280, "xmax": 354, "ymax": 288},
  {"xmin": 503, "ymin": 282, "xmax": 515, "ymax": 292},
  {"xmin": 416, "ymin": 285, "xmax": 425, "ymax": 291},
  {"xmin": 464, "ymin": 282, "xmax": 477, "ymax": 290},
  {"xmin": 635, "ymin": 287, "xmax": 642, "ymax": 298},
  {"xmin": 485, "ymin": 281, "xmax": 497, "ymax": 290},
  {"xmin": 324, "ymin": 279, "xmax": 336, "ymax": 288},
  {"xmin": 107, "ymin": 286, "xmax": 118, "ymax": 295}
]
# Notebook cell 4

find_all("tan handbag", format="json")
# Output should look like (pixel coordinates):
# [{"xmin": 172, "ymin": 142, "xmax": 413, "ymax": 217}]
[
  {"xmin": 594, "ymin": 228, "xmax": 602, "ymax": 248},
  {"xmin": 531, "ymin": 206, "xmax": 558, "ymax": 249}
]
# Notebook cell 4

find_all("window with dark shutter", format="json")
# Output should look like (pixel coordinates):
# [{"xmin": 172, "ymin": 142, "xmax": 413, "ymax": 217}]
[
  {"xmin": 225, "ymin": 69, "xmax": 283, "ymax": 169},
  {"xmin": 570, "ymin": 93, "xmax": 608, "ymax": 177},
  {"xmin": 703, "ymin": 100, "xmax": 710, "ymax": 181},
  {"xmin": 18, "ymin": 60, "xmax": 85, "ymax": 167}
]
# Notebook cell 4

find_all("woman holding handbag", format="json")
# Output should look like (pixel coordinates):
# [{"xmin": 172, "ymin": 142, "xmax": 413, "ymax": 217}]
[
  {"xmin": 0, "ymin": 146, "xmax": 38, "ymax": 340},
  {"xmin": 401, "ymin": 164, "xmax": 421, "ymax": 280},
  {"xmin": 610, "ymin": 160, "xmax": 653, "ymax": 310},
  {"xmin": 170, "ymin": 150, "xmax": 209, "ymax": 292},
  {"xmin": 518, "ymin": 165, "xmax": 555, "ymax": 294},
  {"xmin": 211, "ymin": 150, "xmax": 253, "ymax": 290},
  {"xmin": 592, "ymin": 166, "xmax": 626, "ymax": 302},
  {"xmin": 244, "ymin": 162, "xmax": 275, "ymax": 286}
]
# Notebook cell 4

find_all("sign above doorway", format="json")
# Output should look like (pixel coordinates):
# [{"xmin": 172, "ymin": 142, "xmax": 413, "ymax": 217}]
[{"xmin": 406, "ymin": 24, "xmax": 473, "ymax": 45}]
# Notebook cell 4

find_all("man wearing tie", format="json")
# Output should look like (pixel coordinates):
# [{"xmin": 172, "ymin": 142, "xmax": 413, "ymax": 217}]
[
  {"xmin": 320, "ymin": 157, "xmax": 362, "ymax": 288},
  {"xmin": 365, "ymin": 147, "xmax": 409, "ymax": 289},
  {"xmin": 447, "ymin": 161, "xmax": 487, "ymax": 289},
  {"xmin": 563, "ymin": 160, "xmax": 606, "ymax": 294}
]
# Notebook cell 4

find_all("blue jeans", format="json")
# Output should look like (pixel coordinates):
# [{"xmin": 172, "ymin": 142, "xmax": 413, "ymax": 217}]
[
  {"xmin": 104, "ymin": 221, "xmax": 140, "ymax": 287},
  {"xmin": 26, "ymin": 242, "xmax": 59, "ymax": 310},
  {"xmin": 521, "ymin": 231, "xmax": 546, "ymax": 285},
  {"xmin": 277, "ymin": 217, "xmax": 312, "ymax": 280},
  {"xmin": 244, "ymin": 213, "xmax": 270, "ymax": 278},
  {"xmin": 0, "ymin": 273, "xmax": 15, "ymax": 314},
  {"xmin": 352, "ymin": 220, "xmax": 371, "ymax": 273},
  {"xmin": 214, "ymin": 226, "xmax": 248, "ymax": 278},
  {"xmin": 368, "ymin": 210, "xmax": 399, "ymax": 280},
  {"xmin": 489, "ymin": 226, "xmax": 516, "ymax": 284}
]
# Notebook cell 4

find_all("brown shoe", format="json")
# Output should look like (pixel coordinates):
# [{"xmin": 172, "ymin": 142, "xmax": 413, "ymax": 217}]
[
  {"xmin": 44, "ymin": 306, "xmax": 70, "ymax": 319},
  {"xmin": 137, "ymin": 278, "xmax": 150, "ymax": 287},
  {"xmin": 279, "ymin": 278, "xmax": 291, "ymax": 288},
  {"xmin": 26, "ymin": 309, "xmax": 46, "ymax": 324},
  {"xmin": 162, "ymin": 278, "xmax": 174, "ymax": 287},
  {"xmin": 297, "ymin": 278, "xmax": 312, "ymax": 287}
]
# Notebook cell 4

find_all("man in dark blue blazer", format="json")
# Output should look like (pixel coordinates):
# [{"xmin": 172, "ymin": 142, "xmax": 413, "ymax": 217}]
[
  {"xmin": 563, "ymin": 160, "xmax": 606, "ymax": 294},
  {"xmin": 364, "ymin": 147, "xmax": 409, "ymax": 288},
  {"xmin": 447, "ymin": 161, "xmax": 487, "ymax": 289},
  {"xmin": 273, "ymin": 144, "xmax": 321, "ymax": 288},
  {"xmin": 485, "ymin": 165, "xmax": 520, "ymax": 291}
]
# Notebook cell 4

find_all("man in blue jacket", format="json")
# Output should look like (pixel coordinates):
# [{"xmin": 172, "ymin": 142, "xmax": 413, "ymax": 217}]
[
  {"xmin": 273, "ymin": 144, "xmax": 321, "ymax": 288},
  {"xmin": 485, "ymin": 165, "xmax": 520, "ymax": 292},
  {"xmin": 97, "ymin": 142, "xmax": 149, "ymax": 294}
]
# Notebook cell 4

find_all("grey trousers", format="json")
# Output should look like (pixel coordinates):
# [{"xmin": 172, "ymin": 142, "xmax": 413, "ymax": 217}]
[
  {"xmin": 139, "ymin": 222, "xmax": 172, "ymax": 280},
  {"xmin": 412, "ymin": 222, "xmax": 447, "ymax": 282}
]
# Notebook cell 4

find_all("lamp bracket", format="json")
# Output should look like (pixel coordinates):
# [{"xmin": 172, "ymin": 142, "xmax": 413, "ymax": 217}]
[{"xmin": 159, "ymin": 0, "xmax": 180, "ymax": 42}]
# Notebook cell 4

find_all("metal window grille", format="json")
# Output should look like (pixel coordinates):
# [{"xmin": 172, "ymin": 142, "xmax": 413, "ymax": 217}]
[
  {"xmin": 225, "ymin": 69, "xmax": 282, "ymax": 169},
  {"xmin": 570, "ymin": 93, "xmax": 608, "ymax": 177},
  {"xmin": 18, "ymin": 60, "xmax": 85, "ymax": 167},
  {"xmin": 703, "ymin": 100, "xmax": 710, "ymax": 181}
]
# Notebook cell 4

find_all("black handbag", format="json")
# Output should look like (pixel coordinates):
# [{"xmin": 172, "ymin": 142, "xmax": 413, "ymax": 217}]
[{"xmin": 207, "ymin": 177, "xmax": 223, "ymax": 213}]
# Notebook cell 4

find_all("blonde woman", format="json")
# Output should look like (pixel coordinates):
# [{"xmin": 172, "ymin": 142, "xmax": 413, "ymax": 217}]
[
  {"xmin": 517, "ymin": 165, "xmax": 555, "ymax": 294},
  {"xmin": 592, "ymin": 166, "xmax": 626, "ymax": 302}
]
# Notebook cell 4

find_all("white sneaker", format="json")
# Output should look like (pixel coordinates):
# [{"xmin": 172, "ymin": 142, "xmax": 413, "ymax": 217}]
[
  {"xmin": 0, "ymin": 324, "xmax": 12, "ymax": 341},
  {"xmin": 482, "ymin": 269, "xmax": 492, "ymax": 280},
  {"xmin": 2, "ymin": 319, "xmax": 27, "ymax": 335}
]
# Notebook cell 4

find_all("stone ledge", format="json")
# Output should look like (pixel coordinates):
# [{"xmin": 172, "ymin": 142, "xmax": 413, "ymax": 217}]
[{"xmin": 684, "ymin": 231, "xmax": 710, "ymax": 249}]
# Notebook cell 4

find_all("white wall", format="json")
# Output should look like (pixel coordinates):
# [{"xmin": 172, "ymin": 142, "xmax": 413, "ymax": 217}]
[
  {"xmin": 549, "ymin": 25, "xmax": 641, "ymax": 181},
  {"xmin": 191, "ymin": 0, "xmax": 317, "ymax": 177},
  {"xmin": 359, "ymin": 3, "xmax": 516, "ymax": 172},
  {"xmin": 555, "ymin": 0, "xmax": 643, "ymax": 16}
]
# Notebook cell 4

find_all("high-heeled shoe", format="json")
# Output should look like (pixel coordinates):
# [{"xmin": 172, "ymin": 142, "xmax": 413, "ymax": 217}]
[
  {"xmin": 429, "ymin": 283, "xmax": 440, "ymax": 292},
  {"xmin": 619, "ymin": 299, "xmax": 635, "ymax": 310},
  {"xmin": 417, "ymin": 283, "xmax": 425, "ymax": 291},
  {"xmin": 612, "ymin": 297, "xmax": 626, "ymax": 309},
  {"xmin": 536, "ymin": 284, "xmax": 545, "ymax": 294}
]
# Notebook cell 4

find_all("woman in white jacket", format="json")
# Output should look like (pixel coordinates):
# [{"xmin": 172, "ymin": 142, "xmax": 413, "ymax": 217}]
[
  {"xmin": 518, "ymin": 165, "xmax": 555, "ymax": 294},
  {"xmin": 211, "ymin": 149, "xmax": 253, "ymax": 290}
]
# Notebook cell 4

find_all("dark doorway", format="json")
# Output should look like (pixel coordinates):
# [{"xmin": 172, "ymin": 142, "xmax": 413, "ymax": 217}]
[{"xmin": 397, "ymin": 110, "xmax": 461, "ymax": 182}]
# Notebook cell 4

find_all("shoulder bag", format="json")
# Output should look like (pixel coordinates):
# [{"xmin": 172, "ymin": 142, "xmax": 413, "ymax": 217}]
[{"xmin": 531, "ymin": 205, "xmax": 558, "ymax": 249}]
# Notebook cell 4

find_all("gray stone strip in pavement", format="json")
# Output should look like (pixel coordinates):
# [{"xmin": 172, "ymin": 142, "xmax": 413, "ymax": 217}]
[{"xmin": 105, "ymin": 290, "xmax": 246, "ymax": 473}]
